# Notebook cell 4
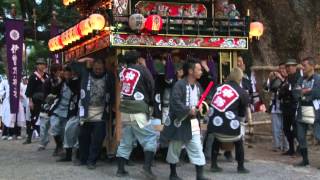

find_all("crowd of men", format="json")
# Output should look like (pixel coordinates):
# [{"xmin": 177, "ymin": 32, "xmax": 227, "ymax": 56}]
[
  {"xmin": 265, "ymin": 57, "xmax": 320, "ymax": 167},
  {"xmin": 1, "ymin": 50, "xmax": 319, "ymax": 179}
]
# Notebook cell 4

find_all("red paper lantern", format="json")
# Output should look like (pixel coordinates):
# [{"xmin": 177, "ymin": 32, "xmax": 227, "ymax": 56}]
[
  {"xmin": 145, "ymin": 15, "xmax": 163, "ymax": 33},
  {"xmin": 76, "ymin": 24, "xmax": 83, "ymax": 37},
  {"xmin": 61, "ymin": 32, "xmax": 69, "ymax": 46},
  {"xmin": 57, "ymin": 35, "xmax": 64, "ymax": 48},
  {"xmin": 71, "ymin": 26, "xmax": 80, "ymax": 41}
]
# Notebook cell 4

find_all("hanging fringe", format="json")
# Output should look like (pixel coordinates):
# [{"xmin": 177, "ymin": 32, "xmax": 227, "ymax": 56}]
[
  {"xmin": 146, "ymin": 52, "xmax": 157, "ymax": 77},
  {"xmin": 208, "ymin": 55, "xmax": 217, "ymax": 83},
  {"xmin": 165, "ymin": 53, "xmax": 175, "ymax": 80}
]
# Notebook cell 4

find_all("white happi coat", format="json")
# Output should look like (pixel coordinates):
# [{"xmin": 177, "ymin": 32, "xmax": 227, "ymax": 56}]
[{"xmin": 0, "ymin": 80, "xmax": 26, "ymax": 128}]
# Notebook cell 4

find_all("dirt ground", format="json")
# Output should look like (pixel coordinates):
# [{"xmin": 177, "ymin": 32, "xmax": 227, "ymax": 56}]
[{"xmin": 1, "ymin": 112, "xmax": 320, "ymax": 180}]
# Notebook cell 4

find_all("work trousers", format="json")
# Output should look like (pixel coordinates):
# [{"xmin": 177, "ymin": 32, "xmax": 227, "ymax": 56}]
[
  {"xmin": 26, "ymin": 103, "xmax": 41, "ymax": 139},
  {"xmin": 79, "ymin": 121, "xmax": 106, "ymax": 165},
  {"xmin": 64, "ymin": 116, "xmax": 79, "ymax": 148},
  {"xmin": 282, "ymin": 109, "xmax": 296, "ymax": 152},
  {"xmin": 212, "ymin": 138, "xmax": 244, "ymax": 165},
  {"xmin": 271, "ymin": 113, "xmax": 288, "ymax": 150},
  {"xmin": 116, "ymin": 122, "xmax": 158, "ymax": 160},
  {"xmin": 166, "ymin": 134, "xmax": 206, "ymax": 166},
  {"xmin": 50, "ymin": 115, "xmax": 67, "ymax": 137},
  {"xmin": 296, "ymin": 121, "xmax": 312, "ymax": 149},
  {"xmin": 39, "ymin": 116, "xmax": 50, "ymax": 147}
]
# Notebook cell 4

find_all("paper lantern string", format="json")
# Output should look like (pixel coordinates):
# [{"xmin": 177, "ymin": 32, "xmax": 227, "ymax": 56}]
[
  {"xmin": 165, "ymin": 53, "xmax": 175, "ymax": 80},
  {"xmin": 146, "ymin": 52, "xmax": 157, "ymax": 77}
]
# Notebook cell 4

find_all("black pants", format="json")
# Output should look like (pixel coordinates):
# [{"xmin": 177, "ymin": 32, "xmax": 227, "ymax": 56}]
[
  {"xmin": 26, "ymin": 103, "xmax": 41, "ymax": 139},
  {"xmin": 282, "ymin": 110, "xmax": 296, "ymax": 152},
  {"xmin": 212, "ymin": 138, "xmax": 244, "ymax": 166},
  {"xmin": 14, "ymin": 126, "xmax": 21, "ymax": 136},
  {"xmin": 2, "ymin": 125, "xmax": 13, "ymax": 136},
  {"xmin": 79, "ymin": 121, "xmax": 106, "ymax": 165},
  {"xmin": 2, "ymin": 125, "xmax": 21, "ymax": 137}
]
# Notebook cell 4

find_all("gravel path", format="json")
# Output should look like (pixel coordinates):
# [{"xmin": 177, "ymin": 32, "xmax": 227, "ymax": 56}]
[{"xmin": 1, "ymin": 138, "xmax": 320, "ymax": 180}]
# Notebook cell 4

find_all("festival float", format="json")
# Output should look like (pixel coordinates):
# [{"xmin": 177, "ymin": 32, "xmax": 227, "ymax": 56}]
[{"xmin": 48, "ymin": 0, "xmax": 259, "ymax": 156}]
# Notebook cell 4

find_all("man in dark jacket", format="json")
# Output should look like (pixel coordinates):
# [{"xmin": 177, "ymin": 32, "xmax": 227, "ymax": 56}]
[
  {"xmin": 220, "ymin": 55, "xmax": 253, "ymax": 161},
  {"xmin": 208, "ymin": 67, "xmax": 249, "ymax": 174},
  {"xmin": 38, "ymin": 63, "xmax": 63, "ymax": 151},
  {"xmin": 279, "ymin": 59, "xmax": 301, "ymax": 156},
  {"xmin": 24, "ymin": 58, "xmax": 49, "ymax": 144},
  {"xmin": 161, "ymin": 58, "xmax": 209, "ymax": 180},
  {"xmin": 237, "ymin": 55, "xmax": 253, "ymax": 94},
  {"xmin": 49, "ymin": 65, "xmax": 81, "ymax": 157},
  {"xmin": 56, "ymin": 64, "xmax": 81, "ymax": 162},
  {"xmin": 77, "ymin": 58, "xmax": 115, "ymax": 169},
  {"xmin": 292, "ymin": 57, "xmax": 320, "ymax": 167},
  {"xmin": 264, "ymin": 62, "xmax": 289, "ymax": 152},
  {"xmin": 116, "ymin": 50, "xmax": 156, "ymax": 179}
]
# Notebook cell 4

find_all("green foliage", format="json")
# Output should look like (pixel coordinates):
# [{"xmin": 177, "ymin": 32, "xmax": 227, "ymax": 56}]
[
  {"xmin": 1, "ymin": 0, "xmax": 80, "ymax": 38},
  {"xmin": 0, "ymin": 63, "xmax": 6, "ymax": 75},
  {"xmin": 0, "ymin": 0, "xmax": 21, "ymax": 17},
  {"xmin": 1, "ymin": 0, "xmax": 81, "ymax": 74},
  {"xmin": 27, "ymin": 41, "xmax": 49, "ymax": 73}
]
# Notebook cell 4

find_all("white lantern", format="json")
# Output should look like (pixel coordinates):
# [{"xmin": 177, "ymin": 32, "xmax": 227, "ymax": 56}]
[
  {"xmin": 129, "ymin": 14, "xmax": 145, "ymax": 31},
  {"xmin": 89, "ymin": 14, "xmax": 106, "ymax": 31}
]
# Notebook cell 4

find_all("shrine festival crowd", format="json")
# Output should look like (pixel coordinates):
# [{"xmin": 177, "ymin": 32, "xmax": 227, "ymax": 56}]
[{"xmin": 1, "ymin": 51, "xmax": 320, "ymax": 180}]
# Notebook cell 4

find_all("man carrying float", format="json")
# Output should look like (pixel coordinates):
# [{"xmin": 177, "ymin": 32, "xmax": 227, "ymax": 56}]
[
  {"xmin": 116, "ymin": 50, "xmax": 157, "ymax": 179},
  {"xmin": 161, "ymin": 58, "xmax": 210, "ymax": 180},
  {"xmin": 208, "ymin": 67, "xmax": 250, "ymax": 174}
]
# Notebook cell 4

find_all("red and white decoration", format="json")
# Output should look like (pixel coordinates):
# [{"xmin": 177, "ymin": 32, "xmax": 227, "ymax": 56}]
[
  {"xmin": 120, "ymin": 68, "xmax": 141, "ymax": 96},
  {"xmin": 112, "ymin": 34, "xmax": 248, "ymax": 49},
  {"xmin": 211, "ymin": 84, "xmax": 239, "ymax": 112},
  {"xmin": 145, "ymin": 15, "xmax": 163, "ymax": 32}
]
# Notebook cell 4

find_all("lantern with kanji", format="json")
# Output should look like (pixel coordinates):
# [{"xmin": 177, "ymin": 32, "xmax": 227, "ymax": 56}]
[
  {"xmin": 48, "ymin": 39, "xmax": 54, "ymax": 51},
  {"xmin": 54, "ymin": 36, "xmax": 63, "ymax": 50},
  {"xmin": 79, "ymin": 19, "xmax": 92, "ymax": 36},
  {"xmin": 68, "ymin": 28, "xmax": 74, "ymax": 43},
  {"xmin": 57, "ymin": 35, "xmax": 64, "ymax": 49},
  {"xmin": 66, "ymin": 29, "xmax": 73, "ymax": 44},
  {"xmin": 61, "ymin": 32, "xmax": 69, "ymax": 46},
  {"xmin": 69, "ymin": 27, "xmax": 74, "ymax": 42},
  {"xmin": 52, "ymin": 37, "xmax": 58, "ymax": 51},
  {"xmin": 145, "ymin": 14, "xmax": 163, "ymax": 33},
  {"xmin": 64, "ymin": 30, "xmax": 71, "ymax": 45},
  {"xmin": 129, "ymin": 13, "xmax": 145, "ymax": 31},
  {"xmin": 89, "ymin": 14, "xmax": 106, "ymax": 31},
  {"xmin": 76, "ymin": 24, "xmax": 83, "ymax": 38},
  {"xmin": 249, "ymin": 21, "xmax": 264, "ymax": 40},
  {"xmin": 70, "ymin": 26, "xmax": 79, "ymax": 42},
  {"xmin": 52, "ymin": 38, "xmax": 58, "ymax": 51}
]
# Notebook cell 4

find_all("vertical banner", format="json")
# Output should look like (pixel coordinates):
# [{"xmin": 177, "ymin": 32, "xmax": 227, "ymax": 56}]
[
  {"xmin": 4, "ymin": 19, "xmax": 24, "ymax": 114},
  {"xmin": 50, "ymin": 24, "xmax": 62, "ymax": 64}
]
